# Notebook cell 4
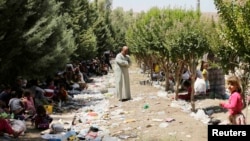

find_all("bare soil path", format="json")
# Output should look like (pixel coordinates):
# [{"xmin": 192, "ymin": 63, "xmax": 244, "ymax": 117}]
[{"xmin": 7, "ymin": 61, "xmax": 250, "ymax": 141}]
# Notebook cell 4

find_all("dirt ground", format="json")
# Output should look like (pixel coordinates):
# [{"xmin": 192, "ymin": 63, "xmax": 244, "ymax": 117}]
[{"xmin": 12, "ymin": 62, "xmax": 250, "ymax": 141}]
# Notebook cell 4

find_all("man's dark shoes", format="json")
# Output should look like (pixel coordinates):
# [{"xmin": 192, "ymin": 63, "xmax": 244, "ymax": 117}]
[{"xmin": 119, "ymin": 98, "xmax": 132, "ymax": 102}]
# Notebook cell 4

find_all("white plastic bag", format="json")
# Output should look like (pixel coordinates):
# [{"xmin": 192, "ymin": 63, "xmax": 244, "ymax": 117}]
[
  {"xmin": 51, "ymin": 123, "xmax": 64, "ymax": 133},
  {"xmin": 194, "ymin": 78, "xmax": 206, "ymax": 94},
  {"xmin": 11, "ymin": 119, "xmax": 26, "ymax": 134}
]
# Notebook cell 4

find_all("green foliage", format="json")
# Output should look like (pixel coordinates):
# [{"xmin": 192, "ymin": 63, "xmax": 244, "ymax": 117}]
[
  {"xmin": 93, "ymin": 0, "xmax": 115, "ymax": 57},
  {"xmin": 93, "ymin": 16, "xmax": 114, "ymax": 56},
  {"xmin": 126, "ymin": 7, "xmax": 213, "ymax": 111},
  {"xmin": 110, "ymin": 7, "xmax": 135, "ymax": 53},
  {"xmin": 126, "ymin": 8, "xmax": 203, "ymax": 61},
  {"xmin": 0, "ymin": 0, "xmax": 76, "ymax": 83},
  {"xmin": 75, "ymin": 27, "xmax": 97, "ymax": 60},
  {"xmin": 214, "ymin": 0, "xmax": 250, "ymax": 108},
  {"xmin": 58, "ymin": 0, "xmax": 98, "ymax": 61},
  {"xmin": 215, "ymin": 0, "xmax": 250, "ymax": 69},
  {"xmin": 170, "ymin": 21, "xmax": 210, "ymax": 62}
]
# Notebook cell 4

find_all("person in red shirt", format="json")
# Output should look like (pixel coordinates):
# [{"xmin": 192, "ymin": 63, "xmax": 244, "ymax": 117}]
[
  {"xmin": 0, "ymin": 118, "xmax": 23, "ymax": 138},
  {"xmin": 57, "ymin": 84, "xmax": 69, "ymax": 102},
  {"xmin": 220, "ymin": 75, "xmax": 245, "ymax": 125}
]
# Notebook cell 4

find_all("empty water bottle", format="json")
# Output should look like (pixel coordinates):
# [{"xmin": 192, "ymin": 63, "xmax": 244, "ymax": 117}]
[
  {"xmin": 59, "ymin": 100, "xmax": 62, "ymax": 108},
  {"xmin": 10, "ymin": 113, "xmax": 14, "ymax": 119}
]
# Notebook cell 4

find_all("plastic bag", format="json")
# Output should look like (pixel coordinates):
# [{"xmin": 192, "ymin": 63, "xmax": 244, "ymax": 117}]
[
  {"xmin": 51, "ymin": 123, "xmax": 64, "ymax": 133},
  {"xmin": 194, "ymin": 78, "xmax": 206, "ymax": 94},
  {"xmin": 11, "ymin": 119, "xmax": 26, "ymax": 133}
]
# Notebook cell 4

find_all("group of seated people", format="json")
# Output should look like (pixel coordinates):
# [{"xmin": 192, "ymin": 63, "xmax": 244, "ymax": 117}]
[
  {"xmin": 0, "ymin": 86, "xmax": 53, "ymax": 138},
  {"xmin": 0, "ymin": 76, "xmax": 76, "ymax": 137},
  {"xmin": 0, "ymin": 56, "xmax": 114, "ymax": 138},
  {"xmin": 63, "ymin": 57, "xmax": 112, "ymax": 90},
  {"xmin": 177, "ymin": 62, "xmax": 210, "ymax": 101},
  {"xmin": 143, "ymin": 62, "xmax": 210, "ymax": 101}
]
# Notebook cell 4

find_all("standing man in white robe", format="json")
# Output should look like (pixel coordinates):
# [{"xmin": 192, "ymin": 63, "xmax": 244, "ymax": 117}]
[{"xmin": 115, "ymin": 46, "xmax": 132, "ymax": 102}]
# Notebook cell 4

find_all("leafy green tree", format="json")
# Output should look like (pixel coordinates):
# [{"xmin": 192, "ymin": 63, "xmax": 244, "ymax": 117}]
[
  {"xmin": 126, "ymin": 8, "xmax": 204, "ymax": 92},
  {"xmin": 214, "ymin": 0, "xmax": 250, "ymax": 108},
  {"xmin": 170, "ymin": 20, "xmax": 210, "ymax": 111},
  {"xmin": 126, "ymin": 7, "xmax": 213, "ymax": 111},
  {"xmin": 110, "ymin": 8, "xmax": 134, "ymax": 53},
  {"xmin": 0, "ymin": 0, "xmax": 76, "ymax": 83}
]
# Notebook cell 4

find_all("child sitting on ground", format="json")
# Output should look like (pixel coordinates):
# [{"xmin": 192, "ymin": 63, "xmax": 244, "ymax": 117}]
[
  {"xmin": 8, "ymin": 92, "xmax": 25, "ymax": 120},
  {"xmin": 56, "ymin": 84, "xmax": 71, "ymax": 102},
  {"xmin": 21, "ymin": 89, "xmax": 36, "ymax": 116},
  {"xmin": 32, "ymin": 105, "xmax": 53, "ymax": 129}
]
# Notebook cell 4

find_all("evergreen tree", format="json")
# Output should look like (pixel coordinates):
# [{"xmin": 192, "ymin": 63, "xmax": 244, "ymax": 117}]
[
  {"xmin": 94, "ymin": 0, "xmax": 114, "ymax": 57},
  {"xmin": 0, "ymin": 0, "xmax": 76, "ymax": 83},
  {"xmin": 59, "ymin": 0, "xmax": 98, "ymax": 60}
]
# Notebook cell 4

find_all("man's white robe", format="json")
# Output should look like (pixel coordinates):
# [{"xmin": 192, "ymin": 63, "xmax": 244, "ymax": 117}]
[{"xmin": 114, "ymin": 53, "xmax": 131, "ymax": 100}]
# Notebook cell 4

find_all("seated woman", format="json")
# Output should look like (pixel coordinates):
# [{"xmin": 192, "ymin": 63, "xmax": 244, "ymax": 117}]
[
  {"xmin": 28, "ymin": 79, "xmax": 49, "ymax": 107},
  {"xmin": 74, "ymin": 67, "xmax": 88, "ymax": 90},
  {"xmin": 0, "ymin": 118, "xmax": 23, "ymax": 138},
  {"xmin": 55, "ymin": 84, "xmax": 71, "ymax": 102},
  {"xmin": 21, "ymin": 89, "xmax": 36, "ymax": 116},
  {"xmin": 100, "ymin": 63, "xmax": 108, "ymax": 75},
  {"xmin": 178, "ymin": 80, "xmax": 192, "ymax": 101},
  {"xmin": 44, "ymin": 79, "xmax": 57, "ymax": 100},
  {"xmin": 0, "ymin": 105, "xmax": 23, "ymax": 138},
  {"xmin": 8, "ymin": 92, "xmax": 25, "ymax": 120}
]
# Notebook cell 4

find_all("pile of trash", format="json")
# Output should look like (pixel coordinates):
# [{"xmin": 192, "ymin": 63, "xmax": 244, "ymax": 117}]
[{"xmin": 41, "ymin": 74, "xmax": 121, "ymax": 141}]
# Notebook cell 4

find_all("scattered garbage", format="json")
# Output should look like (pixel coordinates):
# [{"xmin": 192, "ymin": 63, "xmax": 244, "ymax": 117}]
[
  {"xmin": 51, "ymin": 123, "xmax": 64, "ymax": 134},
  {"xmin": 152, "ymin": 118, "xmax": 163, "ymax": 122},
  {"xmin": 190, "ymin": 109, "xmax": 210, "ymax": 124},
  {"xmin": 159, "ymin": 122, "xmax": 169, "ymax": 128},
  {"xmin": 7, "ymin": 65, "xmax": 228, "ymax": 141},
  {"xmin": 165, "ymin": 118, "xmax": 175, "ymax": 122}
]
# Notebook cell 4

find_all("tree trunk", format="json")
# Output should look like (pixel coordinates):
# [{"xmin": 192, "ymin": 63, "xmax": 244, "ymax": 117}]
[{"xmin": 190, "ymin": 57, "xmax": 197, "ymax": 112}]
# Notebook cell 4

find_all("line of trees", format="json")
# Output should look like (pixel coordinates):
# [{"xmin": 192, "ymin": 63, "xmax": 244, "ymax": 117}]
[
  {"xmin": 1, "ymin": 0, "xmax": 250, "ymax": 111},
  {"xmin": 125, "ymin": 7, "xmax": 215, "ymax": 111},
  {"xmin": 0, "ymin": 0, "xmax": 133, "ymax": 84},
  {"xmin": 125, "ymin": 0, "xmax": 250, "ymax": 111},
  {"xmin": 214, "ymin": 0, "xmax": 250, "ymax": 109}
]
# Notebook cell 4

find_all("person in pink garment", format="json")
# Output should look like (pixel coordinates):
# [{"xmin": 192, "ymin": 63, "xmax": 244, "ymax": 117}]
[
  {"xmin": 219, "ymin": 75, "xmax": 246, "ymax": 125},
  {"xmin": 21, "ymin": 89, "xmax": 36, "ymax": 116}
]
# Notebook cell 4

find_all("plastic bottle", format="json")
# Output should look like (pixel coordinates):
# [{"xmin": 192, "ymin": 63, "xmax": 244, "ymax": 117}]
[
  {"xmin": 59, "ymin": 100, "xmax": 62, "ymax": 108},
  {"xmin": 143, "ymin": 104, "xmax": 149, "ymax": 109},
  {"xmin": 10, "ymin": 113, "xmax": 14, "ymax": 119}
]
